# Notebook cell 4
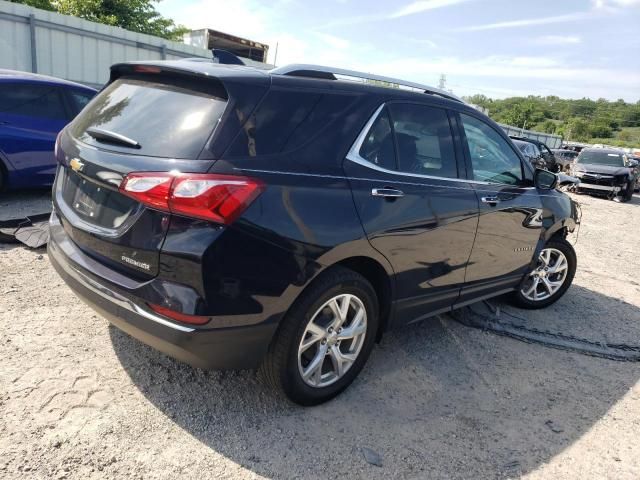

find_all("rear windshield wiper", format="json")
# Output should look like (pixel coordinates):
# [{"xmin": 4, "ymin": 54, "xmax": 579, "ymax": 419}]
[{"xmin": 86, "ymin": 127, "xmax": 141, "ymax": 149}]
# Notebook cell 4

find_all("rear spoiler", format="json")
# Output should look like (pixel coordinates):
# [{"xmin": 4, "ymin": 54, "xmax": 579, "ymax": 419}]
[{"xmin": 211, "ymin": 49, "xmax": 245, "ymax": 65}]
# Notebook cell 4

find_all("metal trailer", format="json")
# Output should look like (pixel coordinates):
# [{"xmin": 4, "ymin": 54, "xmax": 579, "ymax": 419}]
[{"xmin": 184, "ymin": 29, "xmax": 269, "ymax": 63}]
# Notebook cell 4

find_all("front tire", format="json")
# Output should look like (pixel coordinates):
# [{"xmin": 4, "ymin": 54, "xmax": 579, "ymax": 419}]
[
  {"xmin": 510, "ymin": 238, "xmax": 576, "ymax": 309},
  {"xmin": 623, "ymin": 180, "xmax": 635, "ymax": 201},
  {"xmin": 260, "ymin": 267, "xmax": 379, "ymax": 406}
]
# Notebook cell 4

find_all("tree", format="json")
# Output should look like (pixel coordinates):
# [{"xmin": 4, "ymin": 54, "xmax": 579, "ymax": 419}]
[
  {"xmin": 566, "ymin": 118, "xmax": 591, "ymax": 142},
  {"xmin": 464, "ymin": 94, "xmax": 491, "ymax": 109},
  {"xmin": 618, "ymin": 130, "xmax": 633, "ymax": 142},
  {"xmin": 588, "ymin": 122, "xmax": 613, "ymax": 138},
  {"xmin": 540, "ymin": 120, "xmax": 556, "ymax": 134},
  {"xmin": 461, "ymin": 92, "xmax": 639, "ymax": 144},
  {"xmin": 10, "ymin": 0, "xmax": 188, "ymax": 41}
]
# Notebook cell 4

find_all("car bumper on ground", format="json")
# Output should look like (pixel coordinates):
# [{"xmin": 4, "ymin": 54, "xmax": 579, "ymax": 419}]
[{"xmin": 48, "ymin": 216, "xmax": 277, "ymax": 371}]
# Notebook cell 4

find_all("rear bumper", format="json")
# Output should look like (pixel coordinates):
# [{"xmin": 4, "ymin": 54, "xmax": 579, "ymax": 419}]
[{"xmin": 48, "ymin": 215, "xmax": 277, "ymax": 370}]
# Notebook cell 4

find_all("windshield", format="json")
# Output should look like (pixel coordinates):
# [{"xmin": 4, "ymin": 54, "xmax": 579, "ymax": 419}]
[{"xmin": 577, "ymin": 150, "xmax": 625, "ymax": 167}]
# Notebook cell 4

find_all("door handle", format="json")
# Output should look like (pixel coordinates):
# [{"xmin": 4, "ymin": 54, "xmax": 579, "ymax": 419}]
[
  {"xmin": 371, "ymin": 188, "xmax": 404, "ymax": 198},
  {"xmin": 481, "ymin": 196, "xmax": 500, "ymax": 205}
]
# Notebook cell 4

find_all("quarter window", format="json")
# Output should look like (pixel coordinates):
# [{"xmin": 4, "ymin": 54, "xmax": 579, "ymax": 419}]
[
  {"xmin": 227, "ymin": 89, "xmax": 322, "ymax": 157},
  {"xmin": 460, "ymin": 113, "xmax": 523, "ymax": 185}
]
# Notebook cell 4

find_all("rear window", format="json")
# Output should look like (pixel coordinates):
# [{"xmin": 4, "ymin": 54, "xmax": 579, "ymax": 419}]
[{"xmin": 70, "ymin": 76, "xmax": 227, "ymax": 159}]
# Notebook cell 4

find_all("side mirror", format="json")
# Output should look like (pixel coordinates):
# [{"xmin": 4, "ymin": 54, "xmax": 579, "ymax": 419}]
[{"xmin": 535, "ymin": 168, "xmax": 558, "ymax": 190}]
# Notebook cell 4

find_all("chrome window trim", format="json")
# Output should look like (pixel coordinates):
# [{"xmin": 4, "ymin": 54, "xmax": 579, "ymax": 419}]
[{"xmin": 345, "ymin": 102, "xmax": 533, "ymax": 188}]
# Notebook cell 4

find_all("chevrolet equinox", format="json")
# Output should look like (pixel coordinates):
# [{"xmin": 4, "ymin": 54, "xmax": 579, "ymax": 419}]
[{"xmin": 49, "ymin": 61, "xmax": 579, "ymax": 405}]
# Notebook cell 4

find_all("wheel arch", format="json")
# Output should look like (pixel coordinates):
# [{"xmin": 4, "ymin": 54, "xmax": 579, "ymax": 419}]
[
  {"xmin": 333, "ymin": 256, "xmax": 393, "ymax": 340},
  {"xmin": 544, "ymin": 218, "xmax": 575, "ymax": 242},
  {"xmin": 281, "ymin": 252, "xmax": 395, "ymax": 343}
]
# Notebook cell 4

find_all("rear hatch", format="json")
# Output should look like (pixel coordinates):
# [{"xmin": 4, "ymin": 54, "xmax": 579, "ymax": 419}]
[{"xmin": 54, "ymin": 66, "xmax": 234, "ymax": 278}]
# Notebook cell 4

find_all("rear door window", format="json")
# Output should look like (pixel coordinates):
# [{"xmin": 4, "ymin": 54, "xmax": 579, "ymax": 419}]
[
  {"xmin": 387, "ymin": 103, "xmax": 458, "ymax": 178},
  {"xmin": 0, "ymin": 83, "xmax": 68, "ymax": 120},
  {"xmin": 358, "ymin": 107, "xmax": 397, "ymax": 170},
  {"xmin": 70, "ymin": 76, "xmax": 227, "ymax": 159}
]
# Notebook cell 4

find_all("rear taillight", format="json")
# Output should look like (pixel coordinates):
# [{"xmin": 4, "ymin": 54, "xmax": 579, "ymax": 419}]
[
  {"xmin": 119, "ymin": 172, "xmax": 264, "ymax": 225},
  {"xmin": 120, "ymin": 174, "xmax": 173, "ymax": 210},
  {"xmin": 148, "ymin": 303, "xmax": 210, "ymax": 325}
]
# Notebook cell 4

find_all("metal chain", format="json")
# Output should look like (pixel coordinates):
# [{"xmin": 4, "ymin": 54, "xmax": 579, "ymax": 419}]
[{"xmin": 450, "ymin": 301, "xmax": 640, "ymax": 362}]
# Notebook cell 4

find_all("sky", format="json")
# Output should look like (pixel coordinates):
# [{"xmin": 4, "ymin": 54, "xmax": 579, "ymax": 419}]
[{"xmin": 157, "ymin": 0, "xmax": 640, "ymax": 101}]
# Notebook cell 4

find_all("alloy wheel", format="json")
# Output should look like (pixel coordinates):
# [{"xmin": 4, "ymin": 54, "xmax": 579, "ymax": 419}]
[
  {"xmin": 297, "ymin": 294, "xmax": 368, "ymax": 388},
  {"xmin": 520, "ymin": 248, "xmax": 569, "ymax": 302}
]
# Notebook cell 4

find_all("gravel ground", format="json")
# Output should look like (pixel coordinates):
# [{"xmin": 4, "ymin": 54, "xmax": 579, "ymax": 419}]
[{"xmin": 1, "ymin": 189, "xmax": 639, "ymax": 479}]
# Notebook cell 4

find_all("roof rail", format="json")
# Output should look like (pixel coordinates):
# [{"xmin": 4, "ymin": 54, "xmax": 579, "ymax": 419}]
[{"xmin": 270, "ymin": 64, "xmax": 464, "ymax": 104}]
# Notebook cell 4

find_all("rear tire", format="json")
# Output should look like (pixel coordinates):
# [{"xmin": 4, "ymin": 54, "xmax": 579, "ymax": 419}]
[
  {"xmin": 510, "ymin": 238, "xmax": 576, "ymax": 309},
  {"xmin": 260, "ymin": 267, "xmax": 378, "ymax": 406}
]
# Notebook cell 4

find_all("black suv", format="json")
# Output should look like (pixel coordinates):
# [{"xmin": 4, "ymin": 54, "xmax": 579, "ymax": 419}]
[
  {"xmin": 572, "ymin": 148, "xmax": 638, "ymax": 202},
  {"xmin": 49, "ymin": 61, "xmax": 579, "ymax": 405}
]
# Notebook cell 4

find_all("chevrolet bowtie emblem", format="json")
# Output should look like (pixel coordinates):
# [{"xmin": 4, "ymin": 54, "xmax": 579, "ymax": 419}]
[{"xmin": 69, "ymin": 158, "xmax": 84, "ymax": 172}]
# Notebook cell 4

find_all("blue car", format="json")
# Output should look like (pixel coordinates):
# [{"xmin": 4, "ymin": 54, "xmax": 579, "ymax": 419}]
[{"xmin": 0, "ymin": 70, "xmax": 96, "ymax": 190}]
